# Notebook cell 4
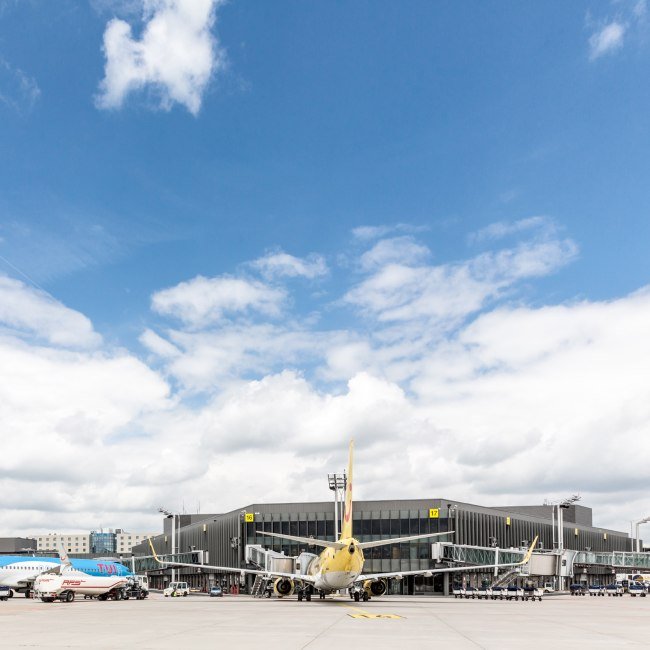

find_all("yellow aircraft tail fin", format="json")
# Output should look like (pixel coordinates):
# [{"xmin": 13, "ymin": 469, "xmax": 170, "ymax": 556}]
[
  {"xmin": 519, "ymin": 535, "xmax": 538, "ymax": 565},
  {"xmin": 340, "ymin": 439, "xmax": 354, "ymax": 540}
]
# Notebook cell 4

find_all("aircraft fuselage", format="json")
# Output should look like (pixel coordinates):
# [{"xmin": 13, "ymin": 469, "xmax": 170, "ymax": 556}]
[{"xmin": 310, "ymin": 537, "xmax": 365, "ymax": 592}]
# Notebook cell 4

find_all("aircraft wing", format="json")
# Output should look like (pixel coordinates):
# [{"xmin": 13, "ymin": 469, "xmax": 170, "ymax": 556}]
[
  {"xmin": 356, "ymin": 531, "xmax": 453, "ymax": 549},
  {"xmin": 255, "ymin": 530, "xmax": 346, "ymax": 550},
  {"xmin": 147, "ymin": 540, "xmax": 316, "ymax": 584},
  {"xmin": 358, "ymin": 536, "xmax": 538, "ymax": 582}
]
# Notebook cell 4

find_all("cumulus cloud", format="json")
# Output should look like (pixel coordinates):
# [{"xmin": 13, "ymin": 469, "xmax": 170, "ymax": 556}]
[
  {"xmin": 589, "ymin": 21, "xmax": 626, "ymax": 60},
  {"xmin": 96, "ymin": 0, "xmax": 225, "ymax": 114},
  {"xmin": 345, "ymin": 237, "xmax": 578, "ymax": 326},
  {"xmin": 359, "ymin": 236, "xmax": 430, "ymax": 271},
  {"xmin": 151, "ymin": 275, "xmax": 287, "ymax": 326},
  {"xmin": 0, "ymin": 275, "xmax": 101, "ymax": 348},
  {"xmin": 251, "ymin": 251, "xmax": 328, "ymax": 280},
  {"xmin": 6, "ymin": 226, "xmax": 650, "ymax": 535}
]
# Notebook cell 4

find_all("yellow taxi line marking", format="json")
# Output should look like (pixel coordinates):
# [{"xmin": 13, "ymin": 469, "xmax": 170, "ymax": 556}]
[{"xmin": 337, "ymin": 603, "xmax": 403, "ymax": 619}]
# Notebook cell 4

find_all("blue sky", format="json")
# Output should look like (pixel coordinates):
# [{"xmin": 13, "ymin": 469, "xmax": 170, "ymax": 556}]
[{"xmin": 1, "ymin": 0, "xmax": 649, "ymax": 535}]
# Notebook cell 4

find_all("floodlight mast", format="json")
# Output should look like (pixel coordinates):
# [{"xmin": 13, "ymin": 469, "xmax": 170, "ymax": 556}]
[
  {"xmin": 328, "ymin": 472, "xmax": 347, "ymax": 540},
  {"xmin": 631, "ymin": 517, "xmax": 650, "ymax": 553},
  {"xmin": 158, "ymin": 507, "xmax": 176, "ymax": 583}
]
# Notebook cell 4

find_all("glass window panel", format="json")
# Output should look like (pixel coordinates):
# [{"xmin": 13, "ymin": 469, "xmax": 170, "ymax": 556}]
[{"xmin": 380, "ymin": 517, "xmax": 389, "ymax": 535}]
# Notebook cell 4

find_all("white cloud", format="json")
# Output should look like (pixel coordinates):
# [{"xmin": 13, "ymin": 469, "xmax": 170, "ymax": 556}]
[
  {"xmin": 6, "ymin": 228, "xmax": 650, "ymax": 535},
  {"xmin": 345, "ymin": 238, "xmax": 578, "ymax": 326},
  {"xmin": 359, "ymin": 236, "xmax": 430, "ymax": 271},
  {"xmin": 139, "ymin": 328, "xmax": 180, "ymax": 358},
  {"xmin": 0, "ymin": 276, "xmax": 101, "ymax": 348},
  {"xmin": 151, "ymin": 275, "xmax": 287, "ymax": 326},
  {"xmin": 251, "ymin": 251, "xmax": 328, "ymax": 280},
  {"xmin": 469, "ymin": 216, "xmax": 552, "ymax": 244},
  {"xmin": 351, "ymin": 223, "xmax": 428, "ymax": 242},
  {"xmin": 589, "ymin": 21, "xmax": 626, "ymax": 60},
  {"xmin": 0, "ymin": 57, "xmax": 40, "ymax": 114},
  {"xmin": 96, "ymin": 0, "xmax": 224, "ymax": 115}
]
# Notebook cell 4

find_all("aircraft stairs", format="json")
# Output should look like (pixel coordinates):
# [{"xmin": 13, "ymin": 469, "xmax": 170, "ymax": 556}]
[
  {"xmin": 251, "ymin": 575, "xmax": 272, "ymax": 598},
  {"xmin": 491, "ymin": 568, "xmax": 520, "ymax": 588}
]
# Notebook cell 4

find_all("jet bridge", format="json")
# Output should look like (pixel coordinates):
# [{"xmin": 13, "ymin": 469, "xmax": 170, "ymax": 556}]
[
  {"xmin": 574, "ymin": 550, "xmax": 650, "ymax": 570},
  {"xmin": 433, "ymin": 542, "xmax": 527, "ymax": 567},
  {"xmin": 129, "ymin": 550, "xmax": 205, "ymax": 574}
]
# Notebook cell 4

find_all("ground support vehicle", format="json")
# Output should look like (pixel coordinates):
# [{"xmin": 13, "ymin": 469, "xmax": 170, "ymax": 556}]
[
  {"xmin": 452, "ymin": 586, "xmax": 464, "ymax": 598},
  {"xmin": 123, "ymin": 575, "xmax": 148, "ymax": 600},
  {"xmin": 209, "ymin": 585, "xmax": 223, "ymax": 597},
  {"xmin": 570, "ymin": 584, "xmax": 587, "ymax": 596},
  {"xmin": 163, "ymin": 581, "xmax": 189, "ymax": 597},
  {"xmin": 588, "ymin": 585, "xmax": 605, "ymax": 596},
  {"xmin": 0, "ymin": 586, "xmax": 10, "ymax": 601},
  {"xmin": 490, "ymin": 586, "xmax": 505, "ymax": 600},
  {"xmin": 505, "ymin": 586, "xmax": 524, "ymax": 601},
  {"xmin": 522, "ymin": 587, "xmax": 543, "ymax": 602},
  {"xmin": 605, "ymin": 584, "xmax": 624, "ymax": 597},
  {"xmin": 477, "ymin": 586, "xmax": 491, "ymax": 600},
  {"xmin": 628, "ymin": 584, "xmax": 646, "ymax": 597}
]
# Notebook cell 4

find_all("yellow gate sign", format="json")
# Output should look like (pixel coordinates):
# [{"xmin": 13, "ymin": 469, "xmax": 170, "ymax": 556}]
[
  {"xmin": 429, "ymin": 508, "xmax": 439, "ymax": 519},
  {"xmin": 244, "ymin": 513, "xmax": 255, "ymax": 523}
]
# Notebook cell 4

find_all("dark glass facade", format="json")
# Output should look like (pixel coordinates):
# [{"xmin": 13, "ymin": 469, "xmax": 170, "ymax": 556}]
[{"xmin": 136, "ymin": 498, "xmax": 630, "ymax": 593}]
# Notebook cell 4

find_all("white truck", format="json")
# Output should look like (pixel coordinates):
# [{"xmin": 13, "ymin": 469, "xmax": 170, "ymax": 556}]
[{"xmin": 163, "ymin": 581, "xmax": 189, "ymax": 597}]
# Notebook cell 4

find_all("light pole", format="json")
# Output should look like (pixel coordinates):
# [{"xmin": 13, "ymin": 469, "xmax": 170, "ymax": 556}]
[
  {"xmin": 328, "ymin": 472, "xmax": 347, "ymax": 540},
  {"xmin": 159, "ymin": 507, "xmax": 176, "ymax": 583},
  {"xmin": 631, "ymin": 517, "xmax": 650, "ymax": 553},
  {"xmin": 545, "ymin": 495, "xmax": 581, "ymax": 590}
]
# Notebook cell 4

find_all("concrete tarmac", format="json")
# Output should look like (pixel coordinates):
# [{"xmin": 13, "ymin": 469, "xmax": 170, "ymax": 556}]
[{"xmin": 1, "ymin": 592, "xmax": 649, "ymax": 649}]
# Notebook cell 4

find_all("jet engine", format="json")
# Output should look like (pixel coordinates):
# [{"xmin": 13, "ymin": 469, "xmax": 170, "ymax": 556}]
[
  {"xmin": 273, "ymin": 578, "xmax": 295, "ymax": 597},
  {"xmin": 363, "ymin": 579, "xmax": 387, "ymax": 597}
]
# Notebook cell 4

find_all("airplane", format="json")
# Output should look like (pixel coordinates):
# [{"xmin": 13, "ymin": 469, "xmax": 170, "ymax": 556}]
[
  {"xmin": 0, "ymin": 551, "xmax": 131, "ymax": 598},
  {"xmin": 33, "ymin": 548, "xmax": 129, "ymax": 602},
  {"xmin": 149, "ymin": 440, "xmax": 538, "ymax": 601}
]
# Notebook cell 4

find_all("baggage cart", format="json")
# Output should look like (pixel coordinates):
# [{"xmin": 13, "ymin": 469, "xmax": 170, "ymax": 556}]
[
  {"xmin": 588, "ymin": 585, "xmax": 604, "ymax": 596},
  {"xmin": 505, "ymin": 585, "xmax": 523, "ymax": 601},
  {"xmin": 477, "ymin": 586, "xmax": 491, "ymax": 600},
  {"xmin": 523, "ymin": 586, "xmax": 543, "ymax": 602},
  {"xmin": 628, "ymin": 584, "xmax": 646, "ymax": 597},
  {"xmin": 490, "ymin": 586, "xmax": 505, "ymax": 600},
  {"xmin": 605, "ymin": 583, "xmax": 623, "ymax": 597}
]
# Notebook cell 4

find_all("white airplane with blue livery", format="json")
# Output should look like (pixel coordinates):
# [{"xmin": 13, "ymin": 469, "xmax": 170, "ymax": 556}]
[{"xmin": 0, "ymin": 553, "xmax": 130, "ymax": 598}]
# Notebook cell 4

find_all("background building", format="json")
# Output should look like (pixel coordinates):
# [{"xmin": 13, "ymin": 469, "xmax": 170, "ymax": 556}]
[
  {"xmin": 134, "ymin": 498, "xmax": 632, "ymax": 594},
  {"xmin": 0, "ymin": 537, "xmax": 37, "ymax": 554},
  {"xmin": 30, "ymin": 529, "xmax": 156, "ymax": 557}
]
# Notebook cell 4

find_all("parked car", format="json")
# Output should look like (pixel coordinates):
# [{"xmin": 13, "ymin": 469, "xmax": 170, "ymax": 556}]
[{"xmin": 209, "ymin": 586, "xmax": 223, "ymax": 597}]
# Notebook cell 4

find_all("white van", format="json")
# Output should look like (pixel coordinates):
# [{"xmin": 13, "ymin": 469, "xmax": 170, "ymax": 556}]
[{"xmin": 163, "ymin": 582, "xmax": 189, "ymax": 597}]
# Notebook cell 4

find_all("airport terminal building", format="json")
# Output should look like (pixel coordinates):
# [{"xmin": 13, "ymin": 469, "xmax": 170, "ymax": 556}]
[{"xmin": 133, "ymin": 499, "xmax": 632, "ymax": 594}]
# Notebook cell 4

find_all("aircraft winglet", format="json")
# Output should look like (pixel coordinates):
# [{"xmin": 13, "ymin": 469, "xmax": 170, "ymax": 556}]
[
  {"xmin": 518, "ymin": 535, "xmax": 538, "ymax": 565},
  {"xmin": 148, "ymin": 538, "xmax": 167, "ymax": 565}
]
